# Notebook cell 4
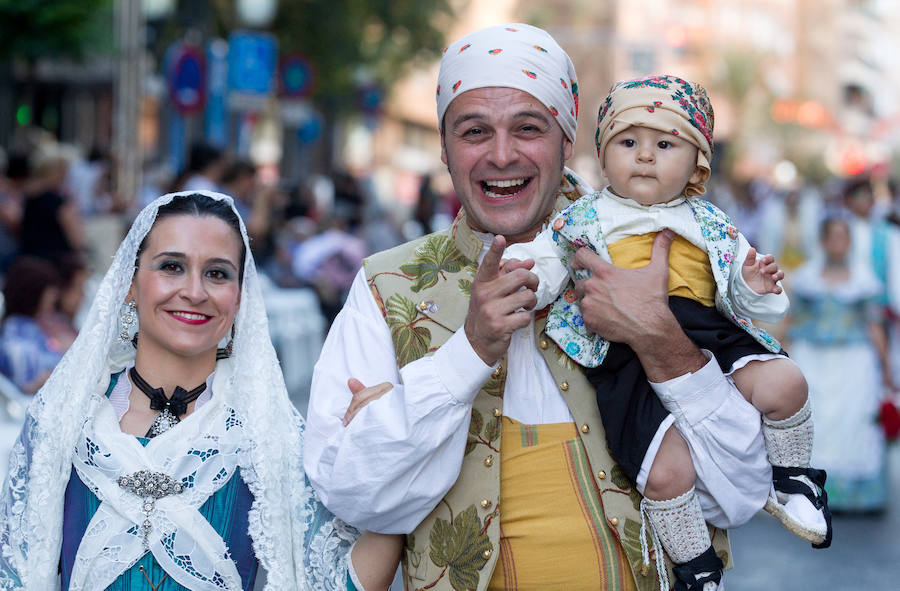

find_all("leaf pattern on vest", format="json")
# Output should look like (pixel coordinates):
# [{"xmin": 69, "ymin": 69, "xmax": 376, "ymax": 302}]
[
  {"xmin": 428, "ymin": 505, "xmax": 494, "ymax": 591},
  {"xmin": 481, "ymin": 372, "xmax": 504, "ymax": 398},
  {"xmin": 466, "ymin": 409, "xmax": 501, "ymax": 456},
  {"xmin": 386, "ymin": 294, "xmax": 432, "ymax": 366},
  {"xmin": 400, "ymin": 235, "xmax": 470, "ymax": 292}
]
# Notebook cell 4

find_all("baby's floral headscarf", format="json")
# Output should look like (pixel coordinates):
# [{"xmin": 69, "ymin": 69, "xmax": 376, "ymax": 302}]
[{"xmin": 596, "ymin": 75, "xmax": 715, "ymax": 196}]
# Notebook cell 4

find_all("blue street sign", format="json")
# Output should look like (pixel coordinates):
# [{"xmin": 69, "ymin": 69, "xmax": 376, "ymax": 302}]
[
  {"xmin": 206, "ymin": 39, "xmax": 229, "ymax": 147},
  {"xmin": 228, "ymin": 31, "xmax": 277, "ymax": 94},
  {"xmin": 167, "ymin": 44, "xmax": 206, "ymax": 115},
  {"xmin": 281, "ymin": 54, "xmax": 315, "ymax": 98}
]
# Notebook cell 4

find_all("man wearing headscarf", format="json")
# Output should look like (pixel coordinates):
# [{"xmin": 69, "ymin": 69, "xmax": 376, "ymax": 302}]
[{"xmin": 306, "ymin": 24, "xmax": 768, "ymax": 591}]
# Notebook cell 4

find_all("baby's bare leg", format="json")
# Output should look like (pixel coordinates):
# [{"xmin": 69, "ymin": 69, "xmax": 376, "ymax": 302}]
[
  {"xmin": 731, "ymin": 358, "xmax": 808, "ymax": 420},
  {"xmin": 642, "ymin": 426, "xmax": 724, "ymax": 583},
  {"xmin": 643, "ymin": 424, "xmax": 695, "ymax": 501},
  {"xmin": 350, "ymin": 532, "xmax": 403, "ymax": 591},
  {"xmin": 734, "ymin": 358, "xmax": 831, "ymax": 547}
]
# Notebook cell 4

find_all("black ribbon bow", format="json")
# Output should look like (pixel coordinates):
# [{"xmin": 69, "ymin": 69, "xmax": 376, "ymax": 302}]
[{"xmin": 129, "ymin": 367, "xmax": 207, "ymax": 417}]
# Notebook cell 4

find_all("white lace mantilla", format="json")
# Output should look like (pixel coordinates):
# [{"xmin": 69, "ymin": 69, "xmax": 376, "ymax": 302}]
[
  {"xmin": 0, "ymin": 190, "xmax": 358, "ymax": 590},
  {"xmin": 71, "ymin": 395, "xmax": 246, "ymax": 590}
]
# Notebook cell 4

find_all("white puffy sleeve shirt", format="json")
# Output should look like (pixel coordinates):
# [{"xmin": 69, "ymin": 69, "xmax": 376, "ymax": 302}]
[{"xmin": 303, "ymin": 231, "xmax": 771, "ymax": 533}]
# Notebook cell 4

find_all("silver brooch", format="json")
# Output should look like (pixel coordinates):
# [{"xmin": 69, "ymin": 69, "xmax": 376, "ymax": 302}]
[
  {"xmin": 118, "ymin": 470, "xmax": 186, "ymax": 548},
  {"xmin": 147, "ymin": 408, "xmax": 180, "ymax": 437}
]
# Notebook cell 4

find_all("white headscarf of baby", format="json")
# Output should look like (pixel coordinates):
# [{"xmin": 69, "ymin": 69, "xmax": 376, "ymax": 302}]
[
  {"xmin": 0, "ymin": 190, "xmax": 353, "ymax": 590},
  {"xmin": 436, "ymin": 23, "xmax": 579, "ymax": 143}
]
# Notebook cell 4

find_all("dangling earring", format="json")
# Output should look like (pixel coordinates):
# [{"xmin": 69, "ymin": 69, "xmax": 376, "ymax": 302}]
[
  {"xmin": 216, "ymin": 324, "xmax": 235, "ymax": 360},
  {"xmin": 119, "ymin": 301, "xmax": 137, "ymax": 342}
]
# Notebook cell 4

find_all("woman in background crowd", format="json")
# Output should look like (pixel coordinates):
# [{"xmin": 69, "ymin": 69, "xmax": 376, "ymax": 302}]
[
  {"xmin": 0, "ymin": 257, "xmax": 65, "ymax": 393},
  {"xmin": 788, "ymin": 216, "xmax": 894, "ymax": 512}
]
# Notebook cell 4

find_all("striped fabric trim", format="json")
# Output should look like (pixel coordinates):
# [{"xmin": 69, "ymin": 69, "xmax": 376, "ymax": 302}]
[
  {"xmin": 520, "ymin": 424, "xmax": 539, "ymax": 447},
  {"xmin": 497, "ymin": 524, "xmax": 518, "ymax": 590},
  {"xmin": 564, "ymin": 439, "xmax": 634, "ymax": 590}
]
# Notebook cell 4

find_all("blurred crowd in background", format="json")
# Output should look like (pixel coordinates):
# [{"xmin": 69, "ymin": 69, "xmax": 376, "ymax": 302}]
[{"xmin": 0, "ymin": 137, "xmax": 465, "ymax": 395}]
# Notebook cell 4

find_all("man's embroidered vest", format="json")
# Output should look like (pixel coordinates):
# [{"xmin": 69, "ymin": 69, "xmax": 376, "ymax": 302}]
[
  {"xmin": 363, "ymin": 191, "xmax": 732, "ymax": 591},
  {"xmin": 546, "ymin": 194, "xmax": 782, "ymax": 367}
]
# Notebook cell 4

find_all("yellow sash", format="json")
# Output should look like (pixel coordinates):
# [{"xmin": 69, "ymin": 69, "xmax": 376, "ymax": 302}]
[
  {"xmin": 488, "ymin": 417, "xmax": 637, "ymax": 591},
  {"xmin": 608, "ymin": 233, "xmax": 717, "ymax": 307}
]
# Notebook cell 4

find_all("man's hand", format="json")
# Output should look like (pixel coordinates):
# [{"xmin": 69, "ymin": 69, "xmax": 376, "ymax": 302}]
[
  {"xmin": 741, "ymin": 247, "xmax": 784, "ymax": 295},
  {"xmin": 343, "ymin": 378, "xmax": 393, "ymax": 426},
  {"xmin": 573, "ymin": 229, "xmax": 706, "ymax": 381},
  {"xmin": 465, "ymin": 235, "xmax": 538, "ymax": 366}
]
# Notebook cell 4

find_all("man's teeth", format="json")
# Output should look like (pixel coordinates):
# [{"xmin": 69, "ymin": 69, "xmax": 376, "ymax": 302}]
[
  {"xmin": 173, "ymin": 312, "xmax": 207, "ymax": 320},
  {"xmin": 486, "ymin": 178, "xmax": 526, "ymax": 188}
]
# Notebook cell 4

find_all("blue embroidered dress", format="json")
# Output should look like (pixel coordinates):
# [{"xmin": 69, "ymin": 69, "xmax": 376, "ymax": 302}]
[
  {"xmin": 58, "ymin": 373, "xmax": 259, "ymax": 590},
  {"xmin": 55, "ymin": 372, "xmax": 364, "ymax": 591},
  {"xmin": 788, "ymin": 261, "xmax": 887, "ymax": 512}
]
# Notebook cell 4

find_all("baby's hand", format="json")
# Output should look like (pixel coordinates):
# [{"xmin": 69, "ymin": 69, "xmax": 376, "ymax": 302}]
[{"xmin": 741, "ymin": 247, "xmax": 784, "ymax": 295}]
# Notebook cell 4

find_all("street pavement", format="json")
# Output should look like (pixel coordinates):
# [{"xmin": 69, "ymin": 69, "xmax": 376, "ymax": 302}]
[{"xmin": 727, "ymin": 445, "xmax": 900, "ymax": 590}]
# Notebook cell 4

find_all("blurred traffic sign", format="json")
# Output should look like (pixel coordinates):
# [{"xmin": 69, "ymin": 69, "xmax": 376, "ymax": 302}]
[
  {"xmin": 357, "ymin": 82, "xmax": 383, "ymax": 115},
  {"xmin": 228, "ymin": 31, "xmax": 277, "ymax": 94},
  {"xmin": 281, "ymin": 54, "xmax": 315, "ymax": 98},
  {"xmin": 206, "ymin": 39, "xmax": 229, "ymax": 147},
  {"xmin": 167, "ymin": 44, "xmax": 206, "ymax": 115}
]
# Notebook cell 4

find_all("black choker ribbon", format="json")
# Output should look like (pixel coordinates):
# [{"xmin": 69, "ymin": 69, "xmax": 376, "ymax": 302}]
[{"xmin": 129, "ymin": 367, "xmax": 207, "ymax": 417}]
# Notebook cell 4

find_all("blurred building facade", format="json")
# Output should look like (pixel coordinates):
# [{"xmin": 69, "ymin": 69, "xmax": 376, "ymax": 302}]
[
  {"xmin": 365, "ymin": 0, "xmax": 900, "ymax": 205},
  {"xmin": 6, "ymin": 0, "xmax": 900, "ymax": 203}
]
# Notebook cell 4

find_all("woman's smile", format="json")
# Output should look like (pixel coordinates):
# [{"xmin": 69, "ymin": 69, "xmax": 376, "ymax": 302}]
[{"xmin": 167, "ymin": 310, "xmax": 213, "ymax": 325}]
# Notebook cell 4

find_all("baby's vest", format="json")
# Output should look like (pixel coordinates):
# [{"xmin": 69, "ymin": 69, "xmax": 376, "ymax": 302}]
[{"xmin": 546, "ymin": 195, "xmax": 782, "ymax": 368}]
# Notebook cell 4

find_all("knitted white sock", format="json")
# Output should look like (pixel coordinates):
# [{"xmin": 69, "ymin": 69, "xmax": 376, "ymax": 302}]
[
  {"xmin": 762, "ymin": 399, "xmax": 813, "ymax": 468},
  {"xmin": 643, "ymin": 487, "xmax": 711, "ymax": 565}
]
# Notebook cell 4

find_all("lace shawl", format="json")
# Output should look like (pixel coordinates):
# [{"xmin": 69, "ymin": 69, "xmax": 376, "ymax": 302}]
[{"xmin": 0, "ymin": 190, "xmax": 357, "ymax": 590}]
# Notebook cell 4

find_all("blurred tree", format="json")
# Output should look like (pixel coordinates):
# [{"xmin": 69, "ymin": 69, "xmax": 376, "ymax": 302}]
[
  {"xmin": 267, "ymin": 0, "xmax": 452, "ymax": 112},
  {"xmin": 0, "ymin": 0, "xmax": 113, "ymax": 63}
]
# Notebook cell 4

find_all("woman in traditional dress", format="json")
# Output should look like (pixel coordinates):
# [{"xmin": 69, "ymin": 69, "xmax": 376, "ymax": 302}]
[
  {"xmin": 0, "ymin": 191, "xmax": 400, "ymax": 590},
  {"xmin": 788, "ymin": 216, "xmax": 893, "ymax": 513}
]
